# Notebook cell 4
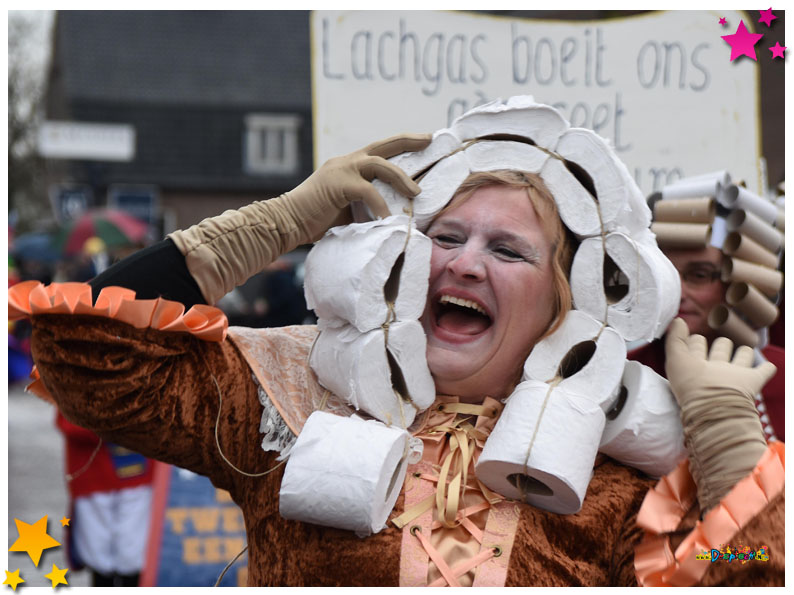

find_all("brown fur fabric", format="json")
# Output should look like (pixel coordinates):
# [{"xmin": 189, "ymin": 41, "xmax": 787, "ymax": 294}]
[{"xmin": 29, "ymin": 314, "xmax": 784, "ymax": 586}]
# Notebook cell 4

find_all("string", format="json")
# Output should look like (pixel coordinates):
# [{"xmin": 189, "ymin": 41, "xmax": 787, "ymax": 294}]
[
  {"xmin": 205, "ymin": 360, "xmax": 287, "ymax": 478},
  {"xmin": 65, "ymin": 438, "xmax": 104, "ymax": 482},
  {"xmin": 520, "ymin": 377, "xmax": 562, "ymax": 478},
  {"xmin": 214, "ymin": 544, "xmax": 249, "ymax": 587}
]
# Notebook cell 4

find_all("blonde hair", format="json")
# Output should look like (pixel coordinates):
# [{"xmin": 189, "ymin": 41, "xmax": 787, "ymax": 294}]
[{"xmin": 437, "ymin": 170, "xmax": 576, "ymax": 341}]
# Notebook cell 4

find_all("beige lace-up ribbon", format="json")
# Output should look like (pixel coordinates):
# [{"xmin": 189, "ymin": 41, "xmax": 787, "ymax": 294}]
[{"xmin": 394, "ymin": 398, "xmax": 518, "ymax": 586}]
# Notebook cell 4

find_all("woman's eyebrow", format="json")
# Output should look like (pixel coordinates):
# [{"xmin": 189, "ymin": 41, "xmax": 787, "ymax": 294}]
[
  {"xmin": 491, "ymin": 231, "xmax": 541, "ymax": 257},
  {"xmin": 429, "ymin": 218, "xmax": 463, "ymax": 231}
]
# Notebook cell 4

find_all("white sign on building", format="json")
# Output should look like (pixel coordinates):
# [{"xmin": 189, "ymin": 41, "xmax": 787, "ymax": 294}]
[
  {"xmin": 38, "ymin": 120, "xmax": 136, "ymax": 162},
  {"xmin": 311, "ymin": 10, "xmax": 762, "ymax": 196}
]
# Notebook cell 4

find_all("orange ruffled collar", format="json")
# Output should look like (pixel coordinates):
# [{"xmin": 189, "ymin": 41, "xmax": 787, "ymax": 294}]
[
  {"xmin": 634, "ymin": 441, "xmax": 784, "ymax": 586},
  {"xmin": 8, "ymin": 281, "xmax": 228, "ymax": 400}
]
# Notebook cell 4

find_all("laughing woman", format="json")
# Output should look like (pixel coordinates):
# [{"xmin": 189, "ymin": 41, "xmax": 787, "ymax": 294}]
[{"xmin": 12, "ymin": 104, "xmax": 783, "ymax": 586}]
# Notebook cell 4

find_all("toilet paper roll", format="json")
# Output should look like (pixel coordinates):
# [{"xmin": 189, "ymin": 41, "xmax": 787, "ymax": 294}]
[
  {"xmin": 553, "ymin": 128, "xmax": 638, "ymax": 232},
  {"xmin": 570, "ymin": 233, "xmax": 681, "ymax": 342},
  {"xmin": 279, "ymin": 411, "xmax": 415, "ymax": 535},
  {"xmin": 389, "ymin": 128, "xmax": 462, "ymax": 177},
  {"xmin": 373, "ymin": 140, "xmax": 553, "ymax": 228},
  {"xmin": 726, "ymin": 282, "xmax": 779, "ymax": 328},
  {"xmin": 475, "ymin": 380, "xmax": 605, "ymax": 514},
  {"xmin": 309, "ymin": 321, "xmax": 435, "ymax": 427},
  {"xmin": 720, "ymin": 184, "xmax": 779, "ymax": 225},
  {"xmin": 670, "ymin": 169, "xmax": 731, "ymax": 191},
  {"xmin": 721, "ymin": 257, "xmax": 783, "ymax": 298},
  {"xmin": 464, "ymin": 139, "xmax": 548, "ymax": 173},
  {"xmin": 540, "ymin": 156, "xmax": 614, "ymax": 238},
  {"xmin": 374, "ymin": 150, "xmax": 470, "ymax": 230},
  {"xmin": 614, "ymin": 173, "xmax": 653, "ymax": 236},
  {"xmin": 726, "ymin": 209, "xmax": 784, "ymax": 254},
  {"xmin": 304, "ymin": 215, "xmax": 431, "ymax": 332},
  {"xmin": 651, "ymin": 222, "xmax": 712, "ymax": 249},
  {"xmin": 450, "ymin": 96, "xmax": 569, "ymax": 150},
  {"xmin": 707, "ymin": 305, "xmax": 759, "ymax": 348},
  {"xmin": 599, "ymin": 361, "xmax": 687, "ymax": 478},
  {"xmin": 523, "ymin": 310, "xmax": 626, "ymax": 411},
  {"xmin": 708, "ymin": 215, "xmax": 728, "ymax": 250},
  {"xmin": 653, "ymin": 197, "xmax": 716, "ymax": 223},
  {"xmin": 661, "ymin": 175, "xmax": 723, "ymax": 200},
  {"xmin": 722, "ymin": 232, "xmax": 780, "ymax": 269}
]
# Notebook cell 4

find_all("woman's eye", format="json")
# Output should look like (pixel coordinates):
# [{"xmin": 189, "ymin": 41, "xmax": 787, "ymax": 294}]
[
  {"xmin": 433, "ymin": 235, "xmax": 461, "ymax": 246},
  {"xmin": 495, "ymin": 246, "xmax": 522, "ymax": 260}
]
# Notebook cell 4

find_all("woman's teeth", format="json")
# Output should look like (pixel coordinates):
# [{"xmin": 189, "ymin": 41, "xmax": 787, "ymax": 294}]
[{"xmin": 438, "ymin": 295, "xmax": 487, "ymax": 316}]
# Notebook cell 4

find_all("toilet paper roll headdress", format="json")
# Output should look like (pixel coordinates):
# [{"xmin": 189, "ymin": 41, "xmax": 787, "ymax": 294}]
[
  {"xmin": 298, "ymin": 96, "xmax": 687, "ymax": 521},
  {"xmin": 649, "ymin": 172, "xmax": 785, "ymax": 349},
  {"xmin": 304, "ymin": 97, "xmax": 681, "ymax": 426}
]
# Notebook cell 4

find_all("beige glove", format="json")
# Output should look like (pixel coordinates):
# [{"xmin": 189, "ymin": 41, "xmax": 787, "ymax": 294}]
[
  {"xmin": 664, "ymin": 318, "xmax": 776, "ymax": 514},
  {"xmin": 169, "ymin": 134, "xmax": 431, "ymax": 304}
]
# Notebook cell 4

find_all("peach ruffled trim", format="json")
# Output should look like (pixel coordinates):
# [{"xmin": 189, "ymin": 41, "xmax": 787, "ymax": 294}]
[
  {"xmin": 634, "ymin": 441, "xmax": 784, "ymax": 587},
  {"xmin": 9, "ymin": 281, "xmax": 228, "ymax": 401}
]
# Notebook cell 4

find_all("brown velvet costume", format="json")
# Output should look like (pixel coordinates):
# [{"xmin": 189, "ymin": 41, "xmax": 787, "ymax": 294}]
[{"xmin": 30, "ymin": 313, "xmax": 784, "ymax": 586}]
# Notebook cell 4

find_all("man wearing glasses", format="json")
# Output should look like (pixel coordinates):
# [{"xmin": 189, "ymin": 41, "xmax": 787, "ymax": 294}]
[{"xmin": 628, "ymin": 243, "xmax": 785, "ymax": 443}]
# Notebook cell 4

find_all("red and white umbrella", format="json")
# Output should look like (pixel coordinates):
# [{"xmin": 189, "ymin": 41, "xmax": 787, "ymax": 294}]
[{"xmin": 54, "ymin": 209, "xmax": 150, "ymax": 256}]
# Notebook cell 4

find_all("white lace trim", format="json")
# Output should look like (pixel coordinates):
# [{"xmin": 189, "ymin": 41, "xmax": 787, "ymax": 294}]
[{"xmin": 255, "ymin": 373, "xmax": 297, "ymax": 460}]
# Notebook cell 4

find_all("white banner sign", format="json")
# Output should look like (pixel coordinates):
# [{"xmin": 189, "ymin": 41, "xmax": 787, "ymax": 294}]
[
  {"xmin": 312, "ymin": 10, "xmax": 762, "ymax": 195},
  {"xmin": 38, "ymin": 120, "xmax": 136, "ymax": 162}
]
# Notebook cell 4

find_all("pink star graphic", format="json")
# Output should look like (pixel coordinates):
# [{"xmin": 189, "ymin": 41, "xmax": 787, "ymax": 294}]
[
  {"xmin": 719, "ymin": 17, "xmax": 727, "ymax": 26},
  {"xmin": 721, "ymin": 20, "xmax": 764, "ymax": 61},
  {"xmin": 769, "ymin": 42, "xmax": 786, "ymax": 59},
  {"xmin": 758, "ymin": 8, "xmax": 777, "ymax": 27}
]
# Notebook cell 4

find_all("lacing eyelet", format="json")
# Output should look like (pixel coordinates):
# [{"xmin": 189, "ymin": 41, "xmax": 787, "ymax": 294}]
[
  {"xmin": 410, "ymin": 525, "xmax": 421, "ymax": 536},
  {"xmin": 492, "ymin": 545, "xmax": 503, "ymax": 557},
  {"xmin": 413, "ymin": 472, "xmax": 422, "ymax": 478}
]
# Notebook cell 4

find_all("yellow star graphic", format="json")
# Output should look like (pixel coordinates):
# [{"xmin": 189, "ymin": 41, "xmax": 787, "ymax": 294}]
[
  {"xmin": 8, "ymin": 516, "xmax": 61, "ymax": 567},
  {"xmin": 59, "ymin": 517, "xmax": 70, "ymax": 527},
  {"xmin": 3, "ymin": 569, "xmax": 25, "ymax": 591},
  {"xmin": 43, "ymin": 564, "xmax": 68, "ymax": 588}
]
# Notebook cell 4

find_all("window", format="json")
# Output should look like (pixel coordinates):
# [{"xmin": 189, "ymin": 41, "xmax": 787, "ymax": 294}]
[{"xmin": 243, "ymin": 114, "xmax": 301, "ymax": 175}]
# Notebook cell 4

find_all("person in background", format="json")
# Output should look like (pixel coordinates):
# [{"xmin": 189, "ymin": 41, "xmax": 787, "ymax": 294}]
[
  {"xmin": 629, "ymin": 240, "xmax": 784, "ymax": 442},
  {"xmin": 56, "ymin": 412, "xmax": 154, "ymax": 586}
]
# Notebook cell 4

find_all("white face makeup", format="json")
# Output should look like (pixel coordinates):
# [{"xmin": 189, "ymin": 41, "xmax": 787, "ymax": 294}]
[{"xmin": 421, "ymin": 185, "xmax": 557, "ymax": 402}]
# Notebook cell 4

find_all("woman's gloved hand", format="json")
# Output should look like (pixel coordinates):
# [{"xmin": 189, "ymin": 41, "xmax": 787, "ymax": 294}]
[
  {"xmin": 664, "ymin": 317, "xmax": 776, "ymax": 514},
  {"xmin": 288, "ymin": 134, "xmax": 430, "ymax": 238},
  {"xmin": 169, "ymin": 133, "xmax": 431, "ymax": 304}
]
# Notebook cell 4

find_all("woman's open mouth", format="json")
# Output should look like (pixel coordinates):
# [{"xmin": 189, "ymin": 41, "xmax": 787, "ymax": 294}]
[{"xmin": 432, "ymin": 293, "xmax": 493, "ymax": 339}]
